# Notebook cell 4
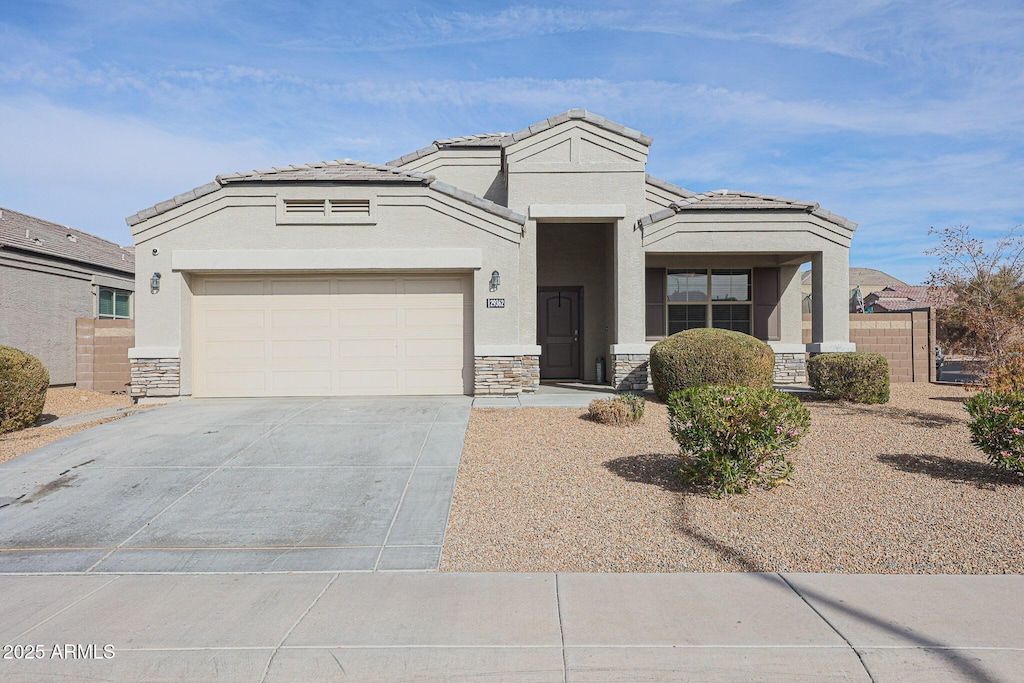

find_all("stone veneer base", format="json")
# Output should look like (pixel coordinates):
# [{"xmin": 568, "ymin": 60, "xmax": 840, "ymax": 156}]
[
  {"xmin": 474, "ymin": 355, "xmax": 540, "ymax": 395},
  {"xmin": 130, "ymin": 358, "xmax": 181, "ymax": 400},
  {"xmin": 773, "ymin": 352, "xmax": 807, "ymax": 384},
  {"xmin": 612, "ymin": 354, "xmax": 650, "ymax": 392}
]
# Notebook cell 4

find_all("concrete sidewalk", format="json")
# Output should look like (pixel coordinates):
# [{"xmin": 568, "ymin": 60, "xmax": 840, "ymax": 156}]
[{"xmin": 1, "ymin": 572, "xmax": 1020, "ymax": 682}]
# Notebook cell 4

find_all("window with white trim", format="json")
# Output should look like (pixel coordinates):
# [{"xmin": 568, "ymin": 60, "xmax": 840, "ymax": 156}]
[{"xmin": 98, "ymin": 288, "xmax": 131, "ymax": 319}]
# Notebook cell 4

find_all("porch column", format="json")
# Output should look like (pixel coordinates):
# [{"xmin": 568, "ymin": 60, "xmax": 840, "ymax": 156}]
[
  {"xmin": 809, "ymin": 249, "xmax": 854, "ymax": 352},
  {"xmin": 610, "ymin": 217, "xmax": 649, "ymax": 390}
]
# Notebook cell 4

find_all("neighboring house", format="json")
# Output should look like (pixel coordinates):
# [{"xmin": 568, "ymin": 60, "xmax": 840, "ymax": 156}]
[
  {"xmin": 864, "ymin": 285, "xmax": 952, "ymax": 312},
  {"xmin": 125, "ymin": 109, "xmax": 856, "ymax": 399},
  {"xmin": 0, "ymin": 207, "xmax": 135, "ymax": 385},
  {"xmin": 801, "ymin": 267, "xmax": 908, "ymax": 313}
]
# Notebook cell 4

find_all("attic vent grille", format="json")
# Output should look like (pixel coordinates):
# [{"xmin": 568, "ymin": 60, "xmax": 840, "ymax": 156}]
[
  {"xmin": 283, "ymin": 199, "xmax": 327, "ymax": 215},
  {"xmin": 329, "ymin": 199, "xmax": 371, "ymax": 216}
]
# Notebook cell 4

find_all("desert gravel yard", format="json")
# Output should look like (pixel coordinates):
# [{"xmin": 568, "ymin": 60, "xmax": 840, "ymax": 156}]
[
  {"xmin": 0, "ymin": 389, "xmax": 131, "ymax": 465},
  {"xmin": 441, "ymin": 383, "xmax": 1024, "ymax": 574}
]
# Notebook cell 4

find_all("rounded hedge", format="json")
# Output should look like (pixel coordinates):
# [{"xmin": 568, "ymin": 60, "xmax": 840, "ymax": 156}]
[
  {"xmin": 0, "ymin": 346, "xmax": 49, "ymax": 434},
  {"xmin": 807, "ymin": 352, "xmax": 889, "ymax": 404},
  {"xmin": 649, "ymin": 328, "xmax": 774, "ymax": 401}
]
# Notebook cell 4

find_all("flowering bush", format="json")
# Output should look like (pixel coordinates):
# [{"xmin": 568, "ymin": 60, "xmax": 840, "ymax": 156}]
[
  {"xmin": 963, "ymin": 391, "xmax": 1024, "ymax": 475},
  {"xmin": 667, "ymin": 385, "xmax": 810, "ymax": 498}
]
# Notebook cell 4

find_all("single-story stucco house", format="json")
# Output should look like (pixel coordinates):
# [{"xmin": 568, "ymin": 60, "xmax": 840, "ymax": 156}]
[
  {"xmin": 1, "ymin": 207, "xmax": 135, "ymax": 386},
  {"xmin": 125, "ymin": 109, "xmax": 856, "ymax": 399}
]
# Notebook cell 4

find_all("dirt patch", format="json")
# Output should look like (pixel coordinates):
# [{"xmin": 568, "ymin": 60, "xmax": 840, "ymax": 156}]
[{"xmin": 441, "ymin": 383, "xmax": 1024, "ymax": 574}]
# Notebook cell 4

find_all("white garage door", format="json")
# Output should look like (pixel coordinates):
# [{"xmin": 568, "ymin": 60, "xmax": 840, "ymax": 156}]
[{"xmin": 192, "ymin": 274, "xmax": 471, "ymax": 397}]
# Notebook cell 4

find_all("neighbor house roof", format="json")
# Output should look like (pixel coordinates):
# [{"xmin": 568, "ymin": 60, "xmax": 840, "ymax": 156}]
[
  {"xmin": 0, "ymin": 207, "xmax": 134, "ymax": 275},
  {"xmin": 636, "ymin": 189, "xmax": 857, "ymax": 231},
  {"xmin": 803, "ymin": 267, "xmax": 909, "ymax": 288},
  {"xmin": 126, "ymin": 159, "xmax": 525, "ymax": 227},
  {"xmin": 865, "ymin": 285, "xmax": 953, "ymax": 311},
  {"xmin": 387, "ymin": 109, "xmax": 653, "ymax": 167}
]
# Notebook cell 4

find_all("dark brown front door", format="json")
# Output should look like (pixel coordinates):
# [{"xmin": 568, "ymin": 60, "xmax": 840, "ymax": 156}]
[{"xmin": 538, "ymin": 288, "xmax": 581, "ymax": 379}]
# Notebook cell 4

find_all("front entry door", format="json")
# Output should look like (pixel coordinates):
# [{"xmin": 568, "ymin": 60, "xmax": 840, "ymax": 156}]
[{"xmin": 538, "ymin": 288, "xmax": 581, "ymax": 380}]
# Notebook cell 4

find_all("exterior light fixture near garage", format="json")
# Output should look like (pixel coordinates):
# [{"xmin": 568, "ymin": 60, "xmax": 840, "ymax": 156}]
[
  {"xmin": 490, "ymin": 270, "xmax": 500, "ymax": 292},
  {"xmin": 150, "ymin": 272, "xmax": 162, "ymax": 294}
]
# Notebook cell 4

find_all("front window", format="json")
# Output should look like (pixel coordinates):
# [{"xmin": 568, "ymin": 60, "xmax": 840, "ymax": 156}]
[
  {"xmin": 664, "ymin": 269, "xmax": 752, "ymax": 335},
  {"xmin": 99, "ymin": 288, "xmax": 131, "ymax": 319}
]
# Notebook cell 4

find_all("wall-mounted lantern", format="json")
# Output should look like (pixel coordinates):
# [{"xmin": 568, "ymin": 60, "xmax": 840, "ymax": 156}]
[
  {"xmin": 489, "ymin": 270, "xmax": 500, "ymax": 292},
  {"xmin": 150, "ymin": 272, "xmax": 162, "ymax": 294}
]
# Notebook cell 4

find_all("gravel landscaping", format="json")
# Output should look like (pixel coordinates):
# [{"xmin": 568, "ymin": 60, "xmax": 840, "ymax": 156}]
[
  {"xmin": 0, "ymin": 389, "xmax": 131, "ymax": 465},
  {"xmin": 441, "ymin": 383, "xmax": 1024, "ymax": 574}
]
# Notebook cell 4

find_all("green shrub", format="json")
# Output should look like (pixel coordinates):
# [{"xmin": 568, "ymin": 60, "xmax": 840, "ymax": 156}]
[
  {"xmin": 964, "ymin": 391, "xmax": 1024, "ymax": 475},
  {"xmin": 588, "ymin": 394, "xmax": 646, "ymax": 426},
  {"xmin": 667, "ymin": 385, "xmax": 810, "ymax": 498},
  {"xmin": 649, "ymin": 328, "xmax": 774, "ymax": 402},
  {"xmin": 0, "ymin": 346, "xmax": 49, "ymax": 434},
  {"xmin": 807, "ymin": 352, "xmax": 889, "ymax": 404}
]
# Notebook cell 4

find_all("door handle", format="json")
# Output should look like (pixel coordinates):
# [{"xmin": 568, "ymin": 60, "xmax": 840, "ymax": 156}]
[{"xmin": 574, "ymin": 330, "xmax": 579, "ymax": 342}]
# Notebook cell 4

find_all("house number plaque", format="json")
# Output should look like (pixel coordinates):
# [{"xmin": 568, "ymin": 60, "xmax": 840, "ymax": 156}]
[{"xmin": 486, "ymin": 298, "xmax": 505, "ymax": 309}]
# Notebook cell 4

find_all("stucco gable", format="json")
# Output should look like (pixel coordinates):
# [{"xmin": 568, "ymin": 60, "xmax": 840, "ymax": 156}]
[
  {"xmin": 388, "ymin": 109, "xmax": 652, "ymax": 169},
  {"xmin": 126, "ymin": 159, "xmax": 524, "ymax": 228}
]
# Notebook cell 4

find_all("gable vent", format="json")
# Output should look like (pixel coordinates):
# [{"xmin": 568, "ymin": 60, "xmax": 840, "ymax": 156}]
[
  {"xmin": 283, "ymin": 199, "xmax": 327, "ymax": 215},
  {"xmin": 329, "ymin": 199, "xmax": 371, "ymax": 217}
]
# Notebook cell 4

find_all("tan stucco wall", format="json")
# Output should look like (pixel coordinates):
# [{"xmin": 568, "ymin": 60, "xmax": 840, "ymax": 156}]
[
  {"xmin": 643, "ymin": 211, "xmax": 852, "ymax": 346},
  {"xmin": 504, "ymin": 121, "xmax": 650, "ymax": 349},
  {"xmin": 130, "ymin": 184, "xmax": 524, "ymax": 395},
  {"xmin": 537, "ymin": 223, "xmax": 613, "ymax": 381},
  {"xmin": 397, "ymin": 148, "xmax": 506, "ymax": 204}
]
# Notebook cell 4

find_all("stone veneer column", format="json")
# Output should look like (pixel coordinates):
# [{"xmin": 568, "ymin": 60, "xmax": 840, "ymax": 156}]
[
  {"xmin": 130, "ymin": 358, "xmax": 181, "ymax": 400},
  {"xmin": 474, "ymin": 355, "xmax": 540, "ymax": 395},
  {"xmin": 612, "ymin": 354, "xmax": 650, "ymax": 392},
  {"xmin": 773, "ymin": 352, "xmax": 807, "ymax": 384}
]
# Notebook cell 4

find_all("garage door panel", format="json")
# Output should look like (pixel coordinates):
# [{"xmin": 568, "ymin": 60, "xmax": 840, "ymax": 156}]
[
  {"xmin": 336, "ymin": 279, "xmax": 399, "ymax": 295},
  {"xmin": 203, "ymin": 309, "xmax": 265, "ymax": 329},
  {"xmin": 271, "ymin": 339, "xmax": 332, "ymax": 361},
  {"xmin": 194, "ymin": 274, "xmax": 469, "ymax": 397},
  {"xmin": 404, "ymin": 307, "xmax": 462, "ymax": 327},
  {"xmin": 337, "ymin": 369, "xmax": 400, "ymax": 393},
  {"xmin": 207, "ymin": 340, "xmax": 265, "ymax": 360},
  {"xmin": 403, "ymin": 278, "xmax": 463, "ymax": 295},
  {"xmin": 338, "ymin": 308, "xmax": 399, "ymax": 327},
  {"xmin": 338, "ymin": 339, "xmax": 398, "ymax": 358},
  {"xmin": 270, "ymin": 279, "xmax": 331, "ymax": 295},
  {"xmin": 272, "ymin": 371, "xmax": 333, "ymax": 392},
  {"xmin": 271, "ymin": 309, "xmax": 332, "ymax": 329},
  {"xmin": 204, "ymin": 371, "xmax": 266, "ymax": 394},
  {"xmin": 203, "ymin": 279, "xmax": 266, "ymax": 296}
]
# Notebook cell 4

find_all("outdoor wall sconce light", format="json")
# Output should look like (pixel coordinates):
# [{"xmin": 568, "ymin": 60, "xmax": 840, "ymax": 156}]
[
  {"xmin": 489, "ymin": 270, "xmax": 500, "ymax": 292},
  {"xmin": 150, "ymin": 272, "xmax": 162, "ymax": 294}
]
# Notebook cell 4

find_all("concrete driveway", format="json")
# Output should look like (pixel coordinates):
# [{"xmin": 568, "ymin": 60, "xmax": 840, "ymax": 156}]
[{"xmin": 0, "ymin": 396, "xmax": 471, "ymax": 573}]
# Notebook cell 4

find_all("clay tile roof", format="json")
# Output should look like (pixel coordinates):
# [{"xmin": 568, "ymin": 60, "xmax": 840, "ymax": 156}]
[
  {"xmin": 0, "ymin": 207, "xmax": 134, "ymax": 275},
  {"xmin": 636, "ymin": 189, "xmax": 857, "ymax": 232}
]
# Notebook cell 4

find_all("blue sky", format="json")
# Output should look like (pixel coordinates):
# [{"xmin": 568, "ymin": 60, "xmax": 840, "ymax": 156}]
[{"xmin": 2, "ymin": 0, "xmax": 1022, "ymax": 284}]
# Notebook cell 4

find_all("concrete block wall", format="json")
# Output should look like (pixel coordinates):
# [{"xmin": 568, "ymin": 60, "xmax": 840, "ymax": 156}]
[
  {"xmin": 76, "ymin": 318, "xmax": 134, "ymax": 393},
  {"xmin": 802, "ymin": 311, "xmax": 935, "ymax": 382}
]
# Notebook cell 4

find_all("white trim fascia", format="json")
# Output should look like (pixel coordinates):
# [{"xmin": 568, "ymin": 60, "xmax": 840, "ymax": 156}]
[
  {"xmin": 171, "ymin": 248, "xmax": 483, "ymax": 272},
  {"xmin": 528, "ymin": 204, "xmax": 627, "ymax": 221},
  {"xmin": 475, "ymin": 345, "xmax": 543, "ymax": 356},
  {"xmin": 129, "ymin": 347, "xmax": 180, "ymax": 359},
  {"xmin": 610, "ymin": 343, "xmax": 655, "ymax": 355},
  {"xmin": 806, "ymin": 342, "xmax": 857, "ymax": 353},
  {"xmin": 768, "ymin": 343, "xmax": 808, "ymax": 354}
]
